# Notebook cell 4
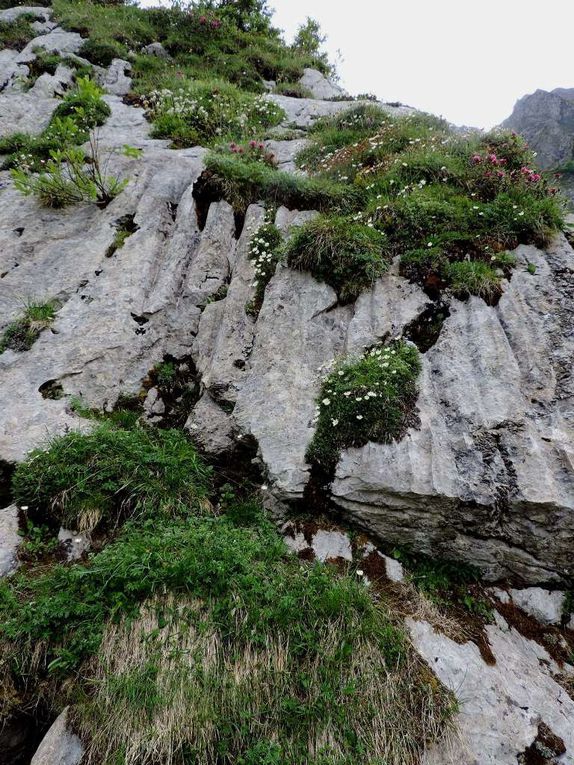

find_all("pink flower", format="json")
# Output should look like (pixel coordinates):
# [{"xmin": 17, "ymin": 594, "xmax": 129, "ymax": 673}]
[
  {"xmin": 471, "ymin": 154, "xmax": 482, "ymax": 165},
  {"xmin": 249, "ymin": 140, "xmax": 257, "ymax": 148},
  {"xmin": 530, "ymin": 173, "xmax": 541, "ymax": 182},
  {"xmin": 199, "ymin": 15, "xmax": 207, "ymax": 24}
]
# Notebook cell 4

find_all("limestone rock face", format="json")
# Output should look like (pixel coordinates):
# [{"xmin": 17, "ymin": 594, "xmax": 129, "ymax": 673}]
[
  {"xmin": 331, "ymin": 241, "xmax": 574, "ymax": 583},
  {"xmin": 502, "ymin": 88, "xmax": 574, "ymax": 170},
  {"xmin": 30, "ymin": 708, "xmax": 83, "ymax": 765},
  {"xmin": 0, "ymin": 505, "xmax": 19, "ymax": 576},
  {"xmin": 298, "ymin": 67, "xmax": 347, "ymax": 100},
  {"xmin": 410, "ymin": 617, "xmax": 574, "ymax": 765},
  {"xmin": 268, "ymin": 93, "xmax": 414, "ymax": 129}
]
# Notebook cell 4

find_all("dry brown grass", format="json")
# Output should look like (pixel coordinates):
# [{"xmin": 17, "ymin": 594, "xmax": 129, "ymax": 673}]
[{"xmin": 77, "ymin": 594, "xmax": 456, "ymax": 765}]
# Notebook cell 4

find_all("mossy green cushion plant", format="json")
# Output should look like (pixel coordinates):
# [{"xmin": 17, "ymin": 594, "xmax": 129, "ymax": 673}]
[
  {"xmin": 307, "ymin": 340, "xmax": 421, "ymax": 468},
  {"xmin": 284, "ymin": 214, "xmax": 388, "ymax": 302},
  {"xmin": 12, "ymin": 424, "xmax": 212, "ymax": 531}
]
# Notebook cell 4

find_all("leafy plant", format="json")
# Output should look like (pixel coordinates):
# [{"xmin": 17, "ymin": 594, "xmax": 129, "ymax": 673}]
[
  {"xmin": 51, "ymin": 76, "xmax": 111, "ymax": 129},
  {"xmin": 307, "ymin": 341, "xmax": 421, "ymax": 468},
  {"xmin": 12, "ymin": 423, "xmax": 212, "ymax": 531},
  {"xmin": 11, "ymin": 131, "xmax": 126, "ymax": 208},
  {"xmin": 284, "ymin": 214, "xmax": 388, "ymax": 302}
]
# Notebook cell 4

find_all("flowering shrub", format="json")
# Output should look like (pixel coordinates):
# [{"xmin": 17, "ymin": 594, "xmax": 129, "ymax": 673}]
[
  {"xmin": 307, "ymin": 340, "xmax": 421, "ymax": 468},
  {"xmin": 246, "ymin": 222, "xmax": 283, "ymax": 315},
  {"xmin": 284, "ymin": 214, "xmax": 388, "ymax": 303},
  {"xmin": 227, "ymin": 139, "xmax": 276, "ymax": 166},
  {"xmin": 143, "ymin": 82, "xmax": 284, "ymax": 147}
]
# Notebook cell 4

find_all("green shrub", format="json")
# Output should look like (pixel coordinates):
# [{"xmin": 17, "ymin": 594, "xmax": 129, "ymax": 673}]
[
  {"xmin": 0, "ymin": 16, "xmax": 35, "ymax": 50},
  {"xmin": 246, "ymin": 221, "xmax": 283, "ymax": 315},
  {"xmin": 0, "ymin": 301, "xmax": 58, "ymax": 354},
  {"xmin": 444, "ymin": 260, "xmax": 502, "ymax": 302},
  {"xmin": 12, "ymin": 424, "xmax": 212, "ymax": 531},
  {"xmin": 0, "ymin": 117, "xmax": 87, "ymax": 171},
  {"xmin": 307, "ymin": 340, "xmax": 421, "ymax": 468},
  {"xmin": 204, "ymin": 152, "xmax": 363, "ymax": 214},
  {"xmin": 11, "ymin": 133, "xmax": 126, "ymax": 208},
  {"xmin": 51, "ymin": 76, "xmax": 111, "ymax": 129},
  {"xmin": 78, "ymin": 37, "xmax": 126, "ymax": 66},
  {"xmin": 284, "ymin": 214, "xmax": 388, "ymax": 302}
]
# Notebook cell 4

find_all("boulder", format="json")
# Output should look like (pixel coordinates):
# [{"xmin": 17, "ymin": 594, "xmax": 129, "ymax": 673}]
[
  {"xmin": 30, "ymin": 708, "xmax": 83, "ymax": 765},
  {"xmin": 298, "ymin": 67, "xmax": 347, "ymax": 100},
  {"xmin": 141, "ymin": 41, "xmax": 169, "ymax": 58}
]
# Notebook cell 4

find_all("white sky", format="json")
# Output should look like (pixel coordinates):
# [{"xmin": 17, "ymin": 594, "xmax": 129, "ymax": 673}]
[{"xmin": 139, "ymin": 0, "xmax": 574, "ymax": 128}]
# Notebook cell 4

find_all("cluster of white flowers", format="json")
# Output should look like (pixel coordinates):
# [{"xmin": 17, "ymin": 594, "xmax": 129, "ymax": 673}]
[{"xmin": 250, "ymin": 234, "xmax": 278, "ymax": 289}]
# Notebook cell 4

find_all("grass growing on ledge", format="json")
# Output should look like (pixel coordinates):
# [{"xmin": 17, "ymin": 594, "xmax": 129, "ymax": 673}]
[
  {"xmin": 0, "ymin": 15, "xmax": 35, "ymax": 51},
  {"xmin": 295, "ymin": 106, "xmax": 565, "ymax": 300},
  {"xmin": 203, "ymin": 152, "xmax": 364, "ymax": 214},
  {"xmin": 0, "ymin": 508, "xmax": 455, "ymax": 764},
  {"xmin": 12, "ymin": 424, "xmax": 212, "ymax": 532},
  {"xmin": 284, "ymin": 214, "xmax": 388, "ymax": 302},
  {"xmin": 0, "ymin": 300, "xmax": 58, "ymax": 354},
  {"xmin": 307, "ymin": 341, "xmax": 421, "ymax": 469}
]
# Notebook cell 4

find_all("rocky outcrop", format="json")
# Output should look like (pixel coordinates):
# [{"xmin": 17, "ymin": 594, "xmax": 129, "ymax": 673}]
[
  {"xmin": 0, "ymin": 504, "xmax": 19, "ymax": 576},
  {"xmin": 412, "ymin": 616, "xmax": 574, "ymax": 764},
  {"xmin": 502, "ymin": 88, "xmax": 574, "ymax": 170},
  {"xmin": 298, "ymin": 67, "xmax": 347, "ymax": 100}
]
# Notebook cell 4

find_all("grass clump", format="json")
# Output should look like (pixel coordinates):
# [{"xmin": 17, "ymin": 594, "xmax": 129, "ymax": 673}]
[
  {"xmin": 203, "ymin": 152, "xmax": 363, "ymax": 214},
  {"xmin": 78, "ymin": 37, "xmax": 126, "ymax": 67},
  {"xmin": 307, "ymin": 340, "xmax": 421, "ymax": 468},
  {"xmin": 284, "ymin": 214, "xmax": 388, "ymax": 302},
  {"xmin": 0, "ymin": 301, "xmax": 58, "ymax": 354},
  {"xmin": 444, "ymin": 260, "xmax": 502, "ymax": 302},
  {"xmin": 12, "ymin": 423, "xmax": 212, "ymax": 532},
  {"xmin": 246, "ymin": 221, "xmax": 283, "ymax": 315},
  {"xmin": 0, "ymin": 510, "xmax": 454, "ymax": 764},
  {"xmin": 273, "ymin": 81, "xmax": 313, "ymax": 99},
  {"xmin": 0, "ymin": 15, "xmax": 35, "ymax": 51}
]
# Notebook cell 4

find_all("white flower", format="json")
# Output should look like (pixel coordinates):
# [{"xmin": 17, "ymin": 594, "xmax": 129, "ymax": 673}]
[
  {"xmin": 427, "ymin": 242, "xmax": 433, "ymax": 247},
  {"xmin": 356, "ymin": 415, "xmax": 363, "ymax": 420},
  {"xmin": 356, "ymin": 569, "xmax": 364, "ymax": 576},
  {"xmin": 322, "ymin": 398, "xmax": 331, "ymax": 406},
  {"xmin": 331, "ymin": 419, "xmax": 339, "ymax": 426}
]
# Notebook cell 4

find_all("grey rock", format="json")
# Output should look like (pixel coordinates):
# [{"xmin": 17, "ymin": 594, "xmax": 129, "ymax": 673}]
[
  {"xmin": 298, "ymin": 67, "xmax": 347, "ymax": 100},
  {"xmin": 58, "ymin": 528, "xmax": 90, "ymax": 561},
  {"xmin": 0, "ymin": 505, "xmax": 20, "ymax": 577},
  {"xmin": 410, "ymin": 617, "xmax": 574, "ymax": 764},
  {"xmin": 267, "ymin": 94, "xmax": 415, "ymax": 129},
  {"xmin": 502, "ymin": 89, "xmax": 574, "ymax": 170},
  {"xmin": 332, "ymin": 240, "xmax": 574, "ymax": 583},
  {"xmin": 185, "ymin": 392, "xmax": 235, "ymax": 455},
  {"xmin": 264, "ymin": 138, "xmax": 310, "ymax": 172},
  {"xmin": 29, "ymin": 63, "xmax": 74, "ymax": 98},
  {"xmin": 101, "ymin": 58, "xmax": 132, "ymax": 96},
  {"xmin": 30, "ymin": 708, "xmax": 83, "ymax": 765},
  {"xmin": 273, "ymin": 205, "xmax": 318, "ymax": 234},
  {"xmin": 509, "ymin": 587, "xmax": 566, "ymax": 625},
  {"xmin": 143, "ymin": 387, "xmax": 165, "ymax": 417},
  {"xmin": 193, "ymin": 204, "xmax": 265, "ymax": 403},
  {"xmin": 384, "ymin": 555, "xmax": 404, "ymax": 582},
  {"xmin": 19, "ymin": 28, "xmax": 84, "ymax": 59},
  {"xmin": 141, "ymin": 42, "xmax": 169, "ymax": 58},
  {"xmin": 0, "ymin": 6, "xmax": 51, "ymax": 22}
]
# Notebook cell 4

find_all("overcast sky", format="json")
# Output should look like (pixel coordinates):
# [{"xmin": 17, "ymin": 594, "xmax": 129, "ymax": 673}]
[{"xmin": 140, "ymin": 0, "xmax": 574, "ymax": 128}]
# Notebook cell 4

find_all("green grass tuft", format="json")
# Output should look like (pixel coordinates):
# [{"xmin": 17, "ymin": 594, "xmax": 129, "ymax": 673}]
[
  {"xmin": 0, "ymin": 300, "xmax": 58, "ymax": 354},
  {"xmin": 284, "ymin": 214, "xmax": 388, "ymax": 302},
  {"xmin": 12, "ymin": 423, "xmax": 212, "ymax": 532}
]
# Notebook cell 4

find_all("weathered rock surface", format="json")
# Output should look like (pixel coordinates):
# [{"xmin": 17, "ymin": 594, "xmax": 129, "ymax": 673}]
[
  {"xmin": 508, "ymin": 587, "xmax": 566, "ymax": 625},
  {"xmin": 30, "ymin": 708, "xmax": 83, "ymax": 765},
  {"xmin": 411, "ymin": 616, "xmax": 574, "ymax": 764},
  {"xmin": 298, "ymin": 67, "xmax": 347, "ymax": 100},
  {"xmin": 0, "ymin": 505, "xmax": 19, "ymax": 576},
  {"xmin": 502, "ymin": 88, "xmax": 574, "ymax": 170},
  {"xmin": 268, "ymin": 93, "xmax": 414, "ymax": 129},
  {"xmin": 332, "ymin": 241, "xmax": 574, "ymax": 583}
]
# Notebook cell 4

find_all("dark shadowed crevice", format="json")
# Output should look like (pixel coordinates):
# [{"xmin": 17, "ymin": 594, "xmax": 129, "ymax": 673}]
[
  {"xmin": 517, "ymin": 722, "xmax": 566, "ymax": 764},
  {"xmin": 192, "ymin": 171, "xmax": 222, "ymax": 231},
  {"xmin": 403, "ymin": 301, "xmax": 450, "ymax": 352},
  {"xmin": 0, "ymin": 459, "xmax": 15, "ymax": 506},
  {"xmin": 38, "ymin": 380, "xmax": 64, "ymax": 400}
]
